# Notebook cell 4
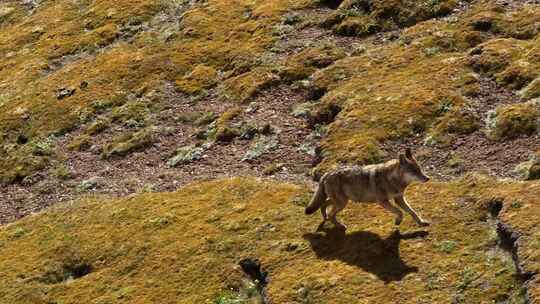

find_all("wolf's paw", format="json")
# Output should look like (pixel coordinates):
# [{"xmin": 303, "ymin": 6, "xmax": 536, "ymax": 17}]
[
  {"xmin": 335, "ymin": 223, "xmax": 347, "ymax": 231},
  {"xmin": 419, "ymin": 220, "xmax": 430, "ymax": 227}
]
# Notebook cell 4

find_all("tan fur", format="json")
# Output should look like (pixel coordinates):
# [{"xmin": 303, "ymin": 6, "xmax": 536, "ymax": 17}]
[{"xmin": 305, "ymin": 149, "xmax": 430, "ymax": 231}]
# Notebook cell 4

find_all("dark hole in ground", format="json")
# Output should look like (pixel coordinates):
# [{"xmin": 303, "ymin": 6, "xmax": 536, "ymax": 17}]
[
  {"xmin": 239, "ymin": 258, "xmax": 268, "ymax": 287},
  {"xmin": 40, "ymin": 261, "xmax": 93, "ymax": 284},
  {"xmin": 11, "ymin": 174, "xmax": 25, "ymax": 184},
  {"xmin": 472, "ymin": 19, "xmax": 493, "ymax": 31},
  {"xmin": 485, "ymin": 198, "xmax": 536, "ymax": 285},
  {"xmin": 309, "ymin": 87, "xmax": 327, "ymax": 101},
  {"xmin": 17, "ymin": 134, "xmax": 28, "ymax": 145},
  {"xmin": 317, "ymin": 0, "xmax": 345, "ymax": 9},
  {"xmin": 487, "ymin": 197, "xmax": 504, "ymax": 217},
  {"xmin": 239, "ymin": 257, "xmax": 269, "ymax": 303},
  {"xmin": 307, "ymin": 103, "xmax": 342, "ymax": 128}
]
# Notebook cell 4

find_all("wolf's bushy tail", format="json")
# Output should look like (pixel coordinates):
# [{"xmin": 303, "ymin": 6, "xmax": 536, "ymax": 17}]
[{"xmin": 305, "ymin": 179, "xmax": 327, "ymax": 215}]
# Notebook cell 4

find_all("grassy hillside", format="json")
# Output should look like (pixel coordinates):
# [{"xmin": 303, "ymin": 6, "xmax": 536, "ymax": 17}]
[
  {"xmin": 1, "ymin": 0, "xmax": 540, "ymax": 302},
  {"xmin": 1, "ymin": 176, "xmax": 538, "ymax": 303}
]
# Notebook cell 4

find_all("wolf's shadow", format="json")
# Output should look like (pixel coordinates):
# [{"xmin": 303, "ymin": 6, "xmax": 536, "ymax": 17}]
[{"xmin": 303, "ymin": 229, "xmax": 428, "ymax": 283}]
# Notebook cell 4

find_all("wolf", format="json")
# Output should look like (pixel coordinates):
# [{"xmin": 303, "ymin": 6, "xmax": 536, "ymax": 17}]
[{"xmin": 305, "ymin": 148, "xmax": 430, "ymax": 231}]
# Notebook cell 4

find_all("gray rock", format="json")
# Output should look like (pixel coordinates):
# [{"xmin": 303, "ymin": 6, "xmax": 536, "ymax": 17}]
[{"xmin": 57, "ymin": 87, "xmax": 76, "ymax": 100}]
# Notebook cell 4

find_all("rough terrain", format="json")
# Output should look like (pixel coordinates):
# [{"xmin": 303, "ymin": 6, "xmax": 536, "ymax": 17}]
[{"xmin": 0, "ymin": 0, "xmax": 540, "ymax": 303}]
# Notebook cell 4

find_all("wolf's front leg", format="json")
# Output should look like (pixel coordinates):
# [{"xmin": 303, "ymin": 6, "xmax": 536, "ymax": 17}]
[
  {"xmin": 379, "ymin": 200, "xmax": 403, "ymax": 225},
  {"xmin": 395, "ymin": 196, "xmax": 430, "ymax": 226}
]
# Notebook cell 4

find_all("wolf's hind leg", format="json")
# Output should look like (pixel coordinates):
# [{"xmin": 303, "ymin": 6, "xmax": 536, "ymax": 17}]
[
  {"xmin": 320, "ymin": 201, "xmax": 328, "ymax": 220},
  {"xmin": 316, "ymin": 202, "xmax": 328, "ymax": 231},
  {"xmin": 395, "ymin": 196, "xmax": 430, "ymax": 226},
  {"xmin": 328, "ymin": 200, "xmax": 347, "ymax": 231},
  {"xmin": 379, "ymin": 200, "xmax": 404, "ymax": 225}
]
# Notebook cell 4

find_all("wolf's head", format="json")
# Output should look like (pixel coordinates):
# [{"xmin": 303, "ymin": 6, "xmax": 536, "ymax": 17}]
[{"xmin": 399, "ymin": 148, "xmax": 430, "ymax": 184}]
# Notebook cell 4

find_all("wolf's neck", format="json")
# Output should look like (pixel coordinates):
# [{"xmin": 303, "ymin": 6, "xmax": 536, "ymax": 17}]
[{"xmin": 386, "ymin": 161, "xmax": 409, "ymax": 192}]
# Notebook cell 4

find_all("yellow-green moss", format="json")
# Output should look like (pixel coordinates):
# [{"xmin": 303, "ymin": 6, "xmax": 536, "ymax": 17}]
[
  {"xmin": 426, "ymin": 106, "xmax": 481, "ymax": 145},
  {"xmin": 486, "ymin": 101, "xmax": 540, "ymax": 140},
  {"xmin": 279, "ymin": 43, "xmax": 346, "ymax": 82},
  {"xmin": 101, "ymin": 127, "xmax": 157, "ymax": 158},
  {"xmin": 0, "ymin": 0, "xmax": 313, "ymax": 182},
  {"xmin": 67, "ymin": 134, "xmax": 92, "ymax": 152},
  {"xmin": 175, "ymin": 64, "xmax": 219, "ymax": 95},
  {"xmin": 324, "ymin": 0, "xmax": 460, "ymax": 37},
  {"xmin": 221, "ymin": 69, "xmax": 280, "ymax": 102},
  {"xmin": 520, "ymin": 77, "xmax": 540, "ymax": 100},
  {"xmin": 311, "ymin": 41, "xmax": 469, "ymax": 174}
]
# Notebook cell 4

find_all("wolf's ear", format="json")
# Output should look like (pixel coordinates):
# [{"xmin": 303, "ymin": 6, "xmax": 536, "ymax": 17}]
[
  {"xmin": 405, "ymin": 148, "xmax": 413, "ymax": 159},
  {"xmin": 399, "ymin": 153, "xmax": 407, "ymax": 164}
]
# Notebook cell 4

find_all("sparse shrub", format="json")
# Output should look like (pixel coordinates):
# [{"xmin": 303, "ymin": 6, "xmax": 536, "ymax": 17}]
[
  {"xmin": 110, "ymin": 101, "xmax": 150, "ymax": 126},
  {"xmin": 468, "ymin": 39, "xmax": 522, "ymax": 77},
  {"xmin": 221, "ymin": 69, "xmax": 280, "ymax": 102},
  {"xmin": 194, "ymin": 112, "xmax": 218, "ymax": 126},
  {"xmin": 423, "ymin": 46, "xmax": 441, "ymax": 57},
  {"xmin": 216, "ymin": 126, "xmax": 240, "ymax": 142},
  {"xmin": 10, "ymin": 227, "xmax": 28, "ymax": 239},
  {"xmin": 334, "ymin": 15, "xmax": 379, "ymax": 37},
  {"xmin": 30, "ymin": 137, "xmax": 54, "ymax": 156},
  {"xmin": 457, "ymin": 267, "xmax": 478, "ymax": 291},
  {"xmin": 495, "ymin": 62, "xmax": 537, "ymax": 90},
  {"xmin": 427, "ymin": 107, "xmax": 480, "ymax": 145},
  {"xmin": 283, "ymin": 12, "xmax": 302, "ymax": 25},
  {"xmin": 447, "ymin": 153, "xmax": 464, "ymax": 169},
  {"xmin": 457, "ymin": 73, "xmax": 481, "ymax": 97},
  {"xmin": 279, "ymin": 43, "xmax": 346, "ymax": 82}
]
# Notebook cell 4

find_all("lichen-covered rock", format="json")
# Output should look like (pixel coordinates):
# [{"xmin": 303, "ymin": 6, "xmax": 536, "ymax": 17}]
[
  {"xmin": 242, "ymin": 135, "xmax": 279, "ymax": 161},
  {"xmin": 167, "ymin": 145, "xmax": 206, "ymax": 167}
]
